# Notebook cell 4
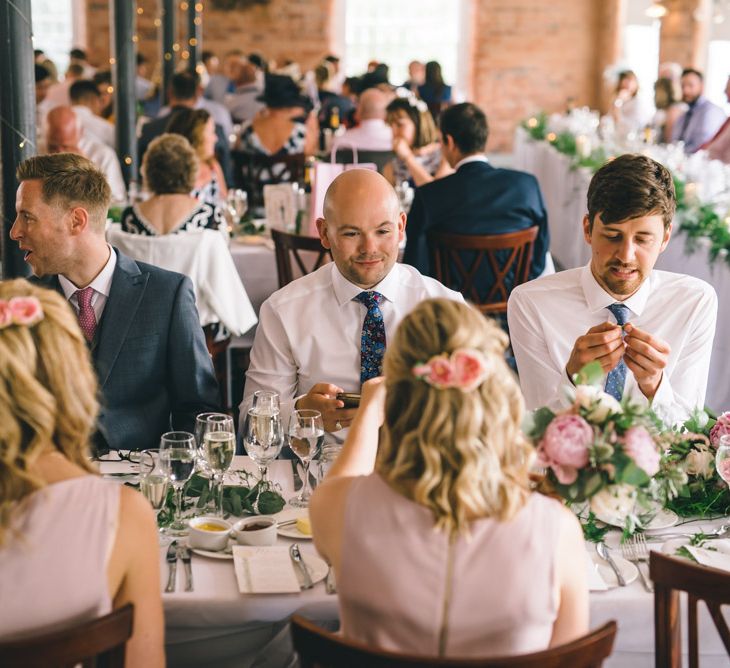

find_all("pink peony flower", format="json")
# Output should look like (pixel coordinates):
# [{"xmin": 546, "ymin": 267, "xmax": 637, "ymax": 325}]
[
  {"xmin": 0, "ymin": 301, "xmax": 11, "ymax": 329},
  {"xmin": 622, "ymin": 426, "xmax": 660, "ymax": 477},
  {"xmin": 451, "ymin": 348, "xmax": 488, "ymax": 391},
  {"xmin": 8, "ymin": 297, "xmax": 43, "ymax": 326},
  {"xmin": 538, "ymin": 414, "xmax": 593, "ymax": 485},
  {"xmin": 413, "ymin": 355, "xmax": 454, "ymax": 389},
  {"xmin": 710, "ymin": 412, "xmax": 730, "ymax": 448}
]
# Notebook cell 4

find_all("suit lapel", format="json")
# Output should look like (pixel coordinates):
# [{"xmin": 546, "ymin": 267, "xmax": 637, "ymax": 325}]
[{"xmin": 95, "ymin": 250, "xmax": 149, "ymax": 389}]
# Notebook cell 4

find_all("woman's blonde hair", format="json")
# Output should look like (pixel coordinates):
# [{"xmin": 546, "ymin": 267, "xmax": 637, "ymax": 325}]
[
  {"xmin": 0, "ymin": 280, "xmax": 98, "ymax": 546},
  {"xmin": 376, "ymin": 299, "xmax": 532, "ymax": 534}
]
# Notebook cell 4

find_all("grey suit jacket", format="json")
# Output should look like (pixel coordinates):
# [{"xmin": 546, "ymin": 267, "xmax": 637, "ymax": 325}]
[{"xmin": 35, "ymin": 249, "xmax": 220, "ymax": 450}]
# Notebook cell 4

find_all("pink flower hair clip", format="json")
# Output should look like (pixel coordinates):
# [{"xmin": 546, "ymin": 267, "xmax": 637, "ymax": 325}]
[
  {"xmin": 0, "ymin": 297, "xmax": 44, "ymax": 330},
  {"xmin": 412, "ymin": 348, "xmax": 490, "ymax": 392}
]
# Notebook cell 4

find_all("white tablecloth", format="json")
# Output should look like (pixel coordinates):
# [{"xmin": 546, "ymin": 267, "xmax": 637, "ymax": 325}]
[
  {"xmin": 514, "ymin": 128, "xmax": 730, "ymax": 413},
  {"xmin": 229, "ymin": 241, "xmax": 279, "ymax": 318}
]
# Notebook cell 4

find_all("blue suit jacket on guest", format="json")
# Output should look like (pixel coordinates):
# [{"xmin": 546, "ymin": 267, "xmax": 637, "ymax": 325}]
[
  {"xmin": 35, "ymin": 249, "xmax": 220, "ymax": 451},
  {"xmin": 403, "ymin": 160, "xmax": 550, "ymax": 287}
]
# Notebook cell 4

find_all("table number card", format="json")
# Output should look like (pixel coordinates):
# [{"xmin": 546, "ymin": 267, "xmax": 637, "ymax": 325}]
[
  {"xmin": 233, "ymin": 546, "xmax": 301, "ymax": 594},
  {"xmin": 263, "ymin": 184, "xmax": 297, "ymax": 232}
]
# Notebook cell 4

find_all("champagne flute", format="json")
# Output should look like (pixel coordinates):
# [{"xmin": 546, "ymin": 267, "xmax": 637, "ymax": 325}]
[
  {"xmin": 288, "ymin": 410, "xmax": 324, "ymax": 508},
  {"xmin": 227, "ymin": 189, "xmax": 248, "ymax": 225},
  {"xmin": 139, "ymin": 451, "xmax": 169, "ymax": 534},
  {"xmin": 244, "ymin": 407, "xmax": 284, "ymax": 483},
  {"xmin": 159, "ymin": 431, "xmax": 197, "ymax": 535},
  {"xmin": 716, "ymin": 435, "xmax": 730, "ymax": 487},
  {"xmin": 201, "ymin": 415, "xmax": 236, "ymax": 516}
]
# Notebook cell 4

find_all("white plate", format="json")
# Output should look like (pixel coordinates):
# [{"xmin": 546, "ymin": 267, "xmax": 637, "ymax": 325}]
[
  {"xmin": 593, "ymin": 507, "xmax": 679, "ymax": 531},
  {"xmin": 293, "ymin": 552, "xmax": 328, "ymax": 587},
  {"xmin": 191, "ymin": 545, "xmax": 233, "ymax": 560},
  {"xmin": 591, "ymin": 551, "xmax": 639, "ymax": 588},
  {"xmin": 274, "ymin": 507, "xmax": 312, "ymax": 540}
]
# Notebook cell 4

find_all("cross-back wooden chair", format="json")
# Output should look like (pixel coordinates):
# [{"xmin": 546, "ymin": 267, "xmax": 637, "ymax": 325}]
[
  {"xmin": 231, "ymin": 150, "xmax": 306, "ymax": 208},
  {"xmin": 650, "ymin": 550, "xmax": 730, "ymax": 668},
  {"xmin": 291, "ymin": 615, "xmax": 617, "ymax": 668},
  {"xmin": 0, "ymin": 604, "xmax": 134, "ymax": 668},
  {"xmin": 428, "ymin": 226, "xmax": 539, "ymax": 317},
  {"xmin": 271, "ymin": 228, "xmax": 332, "ymax": 288}
]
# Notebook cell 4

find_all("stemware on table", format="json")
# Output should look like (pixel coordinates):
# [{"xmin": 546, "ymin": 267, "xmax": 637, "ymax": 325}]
[
  {"xmin": 199, "ymin": 414, "xmax": 236, "ymax": 516},
  {"xmin": 716, "ymin": 435, "xmax": 730, "ymax": 487},
  {"xmin": 159, "ymin": 431, "xmax": 197, "ymax": 535},
  {"xmin": 288, "ymin": 409, "xmax": 324, "ymax": 508},
  {"xmin": 138, "ymin": 449, "xmax": 169, "ymax": 534},
  {"xmin": 244, "ymin": 407, "xmax": 285, "ymax": 484}
]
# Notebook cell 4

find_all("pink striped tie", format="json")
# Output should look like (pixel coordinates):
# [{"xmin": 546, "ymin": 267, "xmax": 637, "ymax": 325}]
[{"xmin": 75, "ymin": 287, "xmax": 97, "ymax": 342}]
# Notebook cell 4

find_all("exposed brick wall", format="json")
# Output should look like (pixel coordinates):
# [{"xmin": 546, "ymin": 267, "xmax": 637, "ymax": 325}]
[{"xmin": 659, "ymin": 0, "xmax": 710, "ymax": 71}]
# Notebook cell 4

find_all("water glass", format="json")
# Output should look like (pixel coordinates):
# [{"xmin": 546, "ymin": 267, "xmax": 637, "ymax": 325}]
[
  {"xmin": 288, "ymin": 410, "xmax": 324, "ymax": 508},
  {"xmin": 716, "ymin": 435, "xmax": 730, "ymax": 486},
  {"xmin": 139, "ymin": 451, "xmax": 169, "ymax": 533},
  {"xmin": 244, "ymin": 407, "xmax": 284, "ymax": 483},
  {"xmin": 200, "ymin": 414, "xmax": 236, "ymax": 516},
  {"xmin": 159, "ymin": 431, "xmax": 196, "ymax": 535},
  {"xmin": 317, "ymin": 443, "xmax": 342, "ymax": 482},
  {"xmin": 252, "ymin": 390, "xmax": 280, "ymax": 414}
]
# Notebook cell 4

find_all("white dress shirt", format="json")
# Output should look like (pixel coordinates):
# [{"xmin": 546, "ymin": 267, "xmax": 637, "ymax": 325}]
[
  {"xmin": 507, "ymin": 264, "xmax": 717, "ymax": 424},
  {"xmin": 59, "ymin": 244, "xmax": 117, "ymax": 323},
  {"xmin": 241, "ymin": 262, "xmax": 464, "ymax": 432},
  {"xmin": 78, "ymin": 135, "xmax": 126, "ymax": 203},
  {"xmin": 335, "ymin": 120, "xmax": 393, "ymax": 152},
  {"xmin": 73, "ymin": 105, "xmax": 116, "ymax": 149}
]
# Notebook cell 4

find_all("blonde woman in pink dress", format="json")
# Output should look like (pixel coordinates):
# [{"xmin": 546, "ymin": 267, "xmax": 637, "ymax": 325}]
[
  {"xmin": 0, "ymin": 280, "xmax": 164, "ymax": 667},
  {"xmin": 310, "ymin": 298, "xmax": 588, "ymax": 659}
]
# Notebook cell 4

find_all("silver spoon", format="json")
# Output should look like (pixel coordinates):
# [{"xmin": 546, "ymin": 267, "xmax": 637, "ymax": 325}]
[{"xmin": 597, "ymin": 542, "xmax": 627, "ymax": 586}]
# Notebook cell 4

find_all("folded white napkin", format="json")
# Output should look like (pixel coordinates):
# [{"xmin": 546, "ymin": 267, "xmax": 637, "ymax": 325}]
[
  {"xmin": 686, "ymin": 539, "xmax": 730, "ymax": 572},
  {"xmin": 233, "ymin": 546, "xmax": 301, "ymax": 594},
  {"xmin": 585, "ymin": 550, "xmax": 608, "ymax": 591}
]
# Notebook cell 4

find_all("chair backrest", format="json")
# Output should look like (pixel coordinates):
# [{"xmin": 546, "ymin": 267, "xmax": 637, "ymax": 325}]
[
  {"xmin": 270, "ymin": 228, "xmax": 332, "ymax": 288},
  {"xmin": 650, "ymin": 551, "xmax": 730, "ymax": 668},
  {"xmin": 231, "ymin": 150, "xmax": 306, "ymax": 207},
  {"xmin": 428, "ymin": 226, "xmax": 539, "ymax": 316},
  {"xmin": 331, "ymin": 148, "xmax": 395, "ymax": 174},
  {"xmin": 291, "ymin": 615, "xmax": 617, "ymax": 668},
  {"xmin": 0, "ymin": 604, "xmax": 134, "ymax": 668}
]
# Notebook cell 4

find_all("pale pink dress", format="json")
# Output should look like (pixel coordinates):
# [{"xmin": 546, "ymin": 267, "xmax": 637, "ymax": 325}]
[
  {"xmin": 339, "ymin": 473, "xmax": 562, "ymax": 658},
  {"xmin": 0, "ymin": 476, "xmax": 120, "ymax": 640}
]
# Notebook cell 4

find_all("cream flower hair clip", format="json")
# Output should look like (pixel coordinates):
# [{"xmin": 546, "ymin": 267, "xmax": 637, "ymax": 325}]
[
  {"xmin": 412, "ymin": 348, "xmax": 489, "ymax": 391},
  {"xmin": 0, "ymin": 297, "xmax": 44, "ymax": 330}
]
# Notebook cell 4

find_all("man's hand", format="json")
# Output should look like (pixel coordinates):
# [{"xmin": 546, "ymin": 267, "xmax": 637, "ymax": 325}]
[
  {"xmin": 624, "ymin": 323, "xmax": 670, "ymax": 400},
  {"xmin": 295, "ymin": 382, "xmax": 358, "ymax": 433},
  {"xmin": 566, "ymin": 322, "xmax": 625, "ymax": 379}
]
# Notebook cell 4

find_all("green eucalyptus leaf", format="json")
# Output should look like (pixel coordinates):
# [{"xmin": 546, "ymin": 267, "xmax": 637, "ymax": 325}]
[
  {"xmin": 573, "ymin": 361, "xmax": 604, "ymax": 388},
  {"xmin": 258, "ymin": 490, "xmax": 286, "ymax": 515}
]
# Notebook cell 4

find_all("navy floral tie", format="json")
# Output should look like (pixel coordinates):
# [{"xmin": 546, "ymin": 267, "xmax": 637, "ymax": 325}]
[
  {"xmin": 604, "ymin": 303, "xmax": 630, "ymax": 401},
  {"xmin": 354, "ymin": 291, "xmax": 386, "ymax": 383}
]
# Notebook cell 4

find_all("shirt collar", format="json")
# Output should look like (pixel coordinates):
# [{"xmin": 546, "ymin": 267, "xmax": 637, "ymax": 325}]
[
  {"xmin": 454, "ymin": 154, "xmax": 489, "ymax": 171},
  {"xmin": 59, "ymin": 244, "xmax": 117, "ymax": 300},
  {"xmin": 580, "ymin": 263, "xmax": 653, "ymax": 318},
  {"xmin": 330, "ymin": 262, "xmax": 401, "ymax": 307}
]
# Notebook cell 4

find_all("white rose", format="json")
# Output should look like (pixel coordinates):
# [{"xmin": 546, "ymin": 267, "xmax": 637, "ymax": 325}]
[
  {"xmin": 572, "ymin": 385, "xmax": 622, "ymax": 422},
  {"xmin": 684, "ymin": 448, "xmax": 715, "ymax": 479},
  {"xmin": 590, "ymin": 483, "xmax": 637, "ymax": 525}
]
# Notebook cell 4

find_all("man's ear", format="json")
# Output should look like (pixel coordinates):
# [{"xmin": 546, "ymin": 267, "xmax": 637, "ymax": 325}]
[
  {"xmin": 68, "ymin": 206, "xmax": 90, "ymax": 235},
  {"xmin": 659, "ymin": 223, "xmax": 672, "ymax": 252},
  {"xmin": 582, "ymin": 214, "xmax": 592, "ymax": 244},
  {"xmin": 316, "ymin": 217, "xmax": 331, "ymax": 248}
]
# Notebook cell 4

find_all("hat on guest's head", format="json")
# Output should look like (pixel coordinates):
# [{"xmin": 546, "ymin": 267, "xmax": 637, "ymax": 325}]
[{"xmin": 257, "ymin": 74, "xmax": 312, "ymax": 111}]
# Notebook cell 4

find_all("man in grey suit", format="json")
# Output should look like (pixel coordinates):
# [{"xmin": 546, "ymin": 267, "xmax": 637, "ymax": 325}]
[{"xmin": 11, "ymin": 153, "xmax": 220, "ymax": 451}]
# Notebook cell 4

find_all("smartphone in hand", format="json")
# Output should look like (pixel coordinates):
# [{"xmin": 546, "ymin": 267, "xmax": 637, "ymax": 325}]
[{"xmin": 336, "ymin": 392, "xmax": 361, "ymax": 409}]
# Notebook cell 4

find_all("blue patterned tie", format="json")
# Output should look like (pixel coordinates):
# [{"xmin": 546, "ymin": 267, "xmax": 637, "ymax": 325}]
[
  {"xmin": 354, "ymin": 291, "xmax": 386, "ymax": 383},
  {"xmin": 604, "ymin": 303, "xmax": 631, "ymax": 401}
]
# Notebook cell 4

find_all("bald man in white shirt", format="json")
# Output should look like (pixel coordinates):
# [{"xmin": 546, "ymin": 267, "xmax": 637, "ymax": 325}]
[
  {"xmin": 508, "ymin": 154, "xmax": 717, "ymax": 424},
  {"xmin": 241, "ymin": 169, "xmax": 463, "ymax": 436}
]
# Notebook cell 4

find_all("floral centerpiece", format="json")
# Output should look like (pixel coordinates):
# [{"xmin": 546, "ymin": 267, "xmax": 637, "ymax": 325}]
[{"xmin": 525, "ymin": 362, "xmax": 684, "ymax": 534}]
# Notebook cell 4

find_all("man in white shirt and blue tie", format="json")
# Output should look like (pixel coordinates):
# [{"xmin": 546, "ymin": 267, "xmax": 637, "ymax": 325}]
[
  {"xmin": 241, "ymin": 169, "xmax": 463, "ymax": 436},
  {"xmin": 508, "ymin": 154, "xmax": 717, "ymax": 424}
]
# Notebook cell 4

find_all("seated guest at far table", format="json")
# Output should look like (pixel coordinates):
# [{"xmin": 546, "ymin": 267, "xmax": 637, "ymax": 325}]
[
  {"xmin": 403, "ymin": 102, "xmax": 549, "ymax": 282},
  {"xmin": 11, "ymin": 153, "xmax": 220, "ymax": 451},
  {"xmin": 703, "ymin": 75, "xmax": 730, "ymax": 164},
  {"xmin": 310, "ymin": 298, "xmax": 588, "ymax": 657},
  {"xmin": 333, "ymin": 88, "xmax": 393, "ymax": 152},
  {"xmin": 121, "ymin": 134, "xmax": 226, "ymax": 236},
  {"xmin": 241, "ymin": 169, "xmax": 463, "ymax": 438},
  {"xmin": 671, "ymin": 68, "xmax": 726, "ymax": 153},
  {"xmin": 0, "ymin": 280, "xmax": 164, "ymax": 666},
  {"xmin": 508, "ymin": 154, "xmax": 717, "ymax": 425}
]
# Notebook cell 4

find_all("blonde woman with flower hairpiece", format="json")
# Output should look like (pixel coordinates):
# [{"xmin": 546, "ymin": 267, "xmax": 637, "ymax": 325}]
[
  {"xmin": 310, "ymin": 298, "xmax": 588, "ymax": 659},
  {"xmin": 0, "ymin": 280, "xmax": 164, "ymax": 666}
]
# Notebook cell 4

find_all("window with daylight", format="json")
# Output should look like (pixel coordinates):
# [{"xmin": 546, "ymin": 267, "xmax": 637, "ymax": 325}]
[
  {"xmin": 31, "ymin": 0, "xmax": 84, "ymax": 77},
  {"xmin": 621, "ymin": 23, "xmax": 660, "ymax": 100},
  {"xmin": 339, "ymin": 0, "xmax": 468, "ymax": 97}
]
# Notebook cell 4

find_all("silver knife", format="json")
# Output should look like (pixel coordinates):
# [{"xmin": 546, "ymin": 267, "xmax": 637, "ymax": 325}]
[
  {"xmin": 178, "ymin": 545, "xmax": 194, "ymax": 592},
  {"xmin": 165, "ymin": 541, "xmax": 178, "ymax": 593},
  {"xmin": 289, "ymin": 543, "xmax": 313, "ymax": 589}
]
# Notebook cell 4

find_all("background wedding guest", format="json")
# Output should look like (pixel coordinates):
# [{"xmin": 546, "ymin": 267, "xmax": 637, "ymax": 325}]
[
  {"xmin": 418, "ymin": 60, "xmax": 452, "ymax": 117},
  {"xmin": 225, "ymin": 60, "xmax": 265, "ymax": 124},
  {"xmin": 402, "ymin": 60, "xmax": 425, "ymax": 94},
  {"xmin": 610, "ymin": 70, "xmax": 654, "ymax": 138},
  {"xmin": 333, "ymin": 88, "xmax": 393, "ymax": 151},
  {"xmin": 651, "ymin": 77, "xmax": 685, "ymax": 143},
  {"xmin": 404, "ymin": 102, "xmax": 550, "ymax": 290},
  {"xmin": 316, "ymin": 61, "xmax": 355, "ymax": 134},
  {"xmin": 508, "ymin": 154, "xmax": 717, "ymax": 424},
  {"xmin": 383, "ymin": 96, "xmax": 452, "ymax": 186},
  {"xmin": 0, "ymin": 280, "xmax": 164, "ymax": 667},
  {"xmin": 671, "ymin": 68, "xmax": 726, "ymax": 153},
  {"xmin": 12, "ymin": 153, "xmax": 220, "ymax": 451},
  {"xmin": 121, "ymin": 134, "xmax": 226, "ymax": 236},
  {"xmin": 69, "ymin": 79, "xmax": 116, "ymax": 149},
  {"xmin": 310, "ymin": 298, "xmax": 588, "ymax": 657},
  {"xmin": 703, "ymin": 74, "xmax": 730, "ymax": 164},
  {"xmin": 240, "ymin": 169, "xmax": 462, "ymax": 437}
]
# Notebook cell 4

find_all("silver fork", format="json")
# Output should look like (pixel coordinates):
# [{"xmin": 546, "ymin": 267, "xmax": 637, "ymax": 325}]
[{"xmin": 621, "ymin": 535, "xmax": 653, "ymax": 592}]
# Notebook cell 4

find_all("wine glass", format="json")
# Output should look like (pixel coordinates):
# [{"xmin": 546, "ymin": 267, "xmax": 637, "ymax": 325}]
[
  {"xmin": 252, "ymin": 390, "xmax": 280, "ymax": 415},
  {"xmin": 200, "ymin": 415, "xmax": 236, "ymax": 516},
  {"xmin": 244, "ymin": 407, "xmax": 284, "ymax": 483},
  {"xmin": 159, "ymin": 431, "xmax": 197, "ymax": 535},
  {"xmin": 288, "ymin": 410, "xmax": 324, "ymax": 508},
  {"xmin": 716, "ymin": 435, "xmax": 730, "ymax": 487},
  {"xmin": 227, "ymin": 189, "xmax": 248, "ymax": 225},
  {"xmin": 139, "ymin": 451, "xmax": 169, "ymax": 535}
]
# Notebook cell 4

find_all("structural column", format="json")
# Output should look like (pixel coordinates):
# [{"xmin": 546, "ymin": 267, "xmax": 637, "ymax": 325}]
[
  {"xmin": 162, "ymin": 0, "xmax": 176, "ymax": 105},
  {"xmin": 659, "ymin": 0, "xmax": 711, "ymax": 71},
  {"xmin": 0, "ymin": 0, "xmax": 34, "ymax": 278},
  {"xmin": 187, "ymin": 1, "xmax": 202, "ymax": 77}
]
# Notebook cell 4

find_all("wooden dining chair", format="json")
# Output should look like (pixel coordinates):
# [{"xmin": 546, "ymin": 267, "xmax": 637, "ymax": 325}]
[
  {"xmin": 427, "ymin": 226, "xmax": 539, "ymax": 318},
  {"xmin": 650, "ymin": 551, "xmax": 730, "ymax": 668},
  {"xmin": 271, "ymin": 228, "xmax": 332, "ymax": 288},
  {"xmin": 0, "ymin": 604, "xmax": 134, "ymax": 668},
  {"xmin": 291, "ymin": 615, "xmax": 617, "ymax": 668},
  {"xmin": 231, "ymin": 150, "xmax": 306, "ymax": 207},
  {"xmin": 331, "ymin": 148, "xmax": 396, "ymax": 174}
]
